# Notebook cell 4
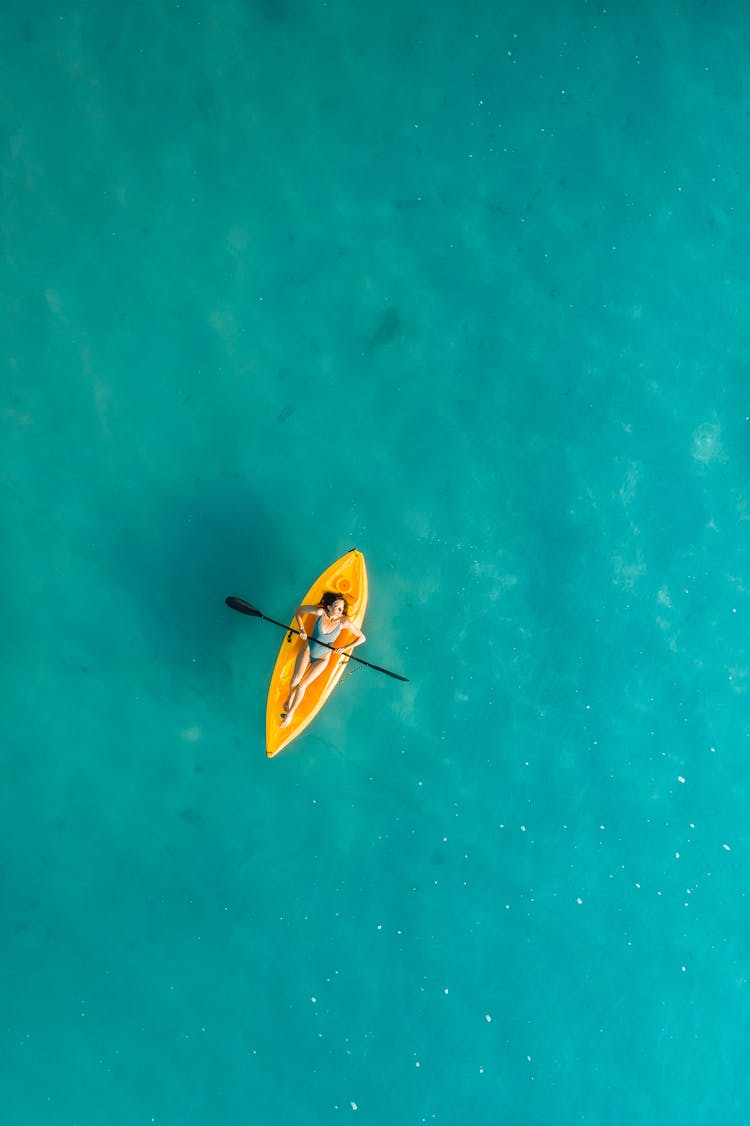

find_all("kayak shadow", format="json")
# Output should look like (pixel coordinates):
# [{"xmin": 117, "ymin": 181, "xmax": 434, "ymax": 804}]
[{"xmin": 107, "ymin": 479, "xmax": 289, "ymax": 695}]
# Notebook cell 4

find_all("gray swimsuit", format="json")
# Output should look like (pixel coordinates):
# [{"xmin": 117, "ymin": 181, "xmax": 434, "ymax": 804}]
[{"xmin": 308, "ymin": 615, "xmax": 342, "ymax": 661}]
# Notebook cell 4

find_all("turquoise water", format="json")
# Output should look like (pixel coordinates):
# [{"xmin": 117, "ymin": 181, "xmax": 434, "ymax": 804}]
[{"xmin": 4, "ymin": 1, "xmax": 750, "ymax": 1121}]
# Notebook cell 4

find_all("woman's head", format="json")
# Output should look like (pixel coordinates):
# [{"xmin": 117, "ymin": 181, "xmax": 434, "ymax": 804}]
[{"xmin": 320, "ymin": 590, "xmax": 347, "ymax": 618}]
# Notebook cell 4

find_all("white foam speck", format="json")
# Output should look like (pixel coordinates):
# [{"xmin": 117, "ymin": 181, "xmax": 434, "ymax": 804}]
[
  {"xmin": 723, "ymin": 844, "xmax": 731, "ymax": 851},
  {"xmin": 692, "ymin": 420, "xmax": 726, "ymax": 464},
  {"xmin": 485, "ymin": 1014, "xmax": 492, "ymax": 1022},
  {"xmin": 576, "ymin": 897, "xmax": 583, "ymax": 905},
  {"xmin": 678, "ymin": 776, "xmax": 685, "ymax": 783},
  {"xmin": 350, "ymin": 1101, "xmax": 358, "ymax": 1111}
]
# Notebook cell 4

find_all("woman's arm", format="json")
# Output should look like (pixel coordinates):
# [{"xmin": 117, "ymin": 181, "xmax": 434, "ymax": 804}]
[
  {"xmin": 337, "ymin": 619, "xmax": 366, "ymax": 650},
  {"xmin": 294, "ymin": 604, "xmax": 321, "ymax": 640}
]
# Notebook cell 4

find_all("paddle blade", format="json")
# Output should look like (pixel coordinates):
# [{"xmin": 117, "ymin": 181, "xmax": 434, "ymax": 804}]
[
  {"xmin": 225, "ymin": 596, "xmax": 262, "ymax": 617},
  {"xmin": 370, "ymin": 664, "xmax": 410, "ymax": 682}
]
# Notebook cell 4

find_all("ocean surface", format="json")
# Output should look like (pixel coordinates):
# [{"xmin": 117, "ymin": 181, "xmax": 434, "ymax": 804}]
[{"xmin": 3, "ymin": 2, "xmax": 750, "ymax": 1122}]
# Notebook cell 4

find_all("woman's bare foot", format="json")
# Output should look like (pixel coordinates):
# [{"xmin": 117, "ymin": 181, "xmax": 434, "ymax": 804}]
[{"xmin": 280, "ymin": 711, "xmax": 294, "ymax": 728}]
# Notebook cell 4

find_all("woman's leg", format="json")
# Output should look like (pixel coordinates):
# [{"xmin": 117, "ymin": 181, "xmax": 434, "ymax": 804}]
[
  {"xmin": 283, "ymin": 645, "xmax": 311, "ymax": 712},
  {"xmin": 280, "ymin": 657, "xmax": 329, "ymax": 727}
]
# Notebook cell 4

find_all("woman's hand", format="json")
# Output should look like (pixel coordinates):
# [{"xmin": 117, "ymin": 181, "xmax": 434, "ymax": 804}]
[{"xmin": 299, "ymin": 629, "xmax": 307, "ymax": 641}]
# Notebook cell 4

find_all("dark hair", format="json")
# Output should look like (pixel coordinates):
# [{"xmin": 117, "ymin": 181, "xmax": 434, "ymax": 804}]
[{"xmin": 320, "ymin": 590, "xmax": 348, "ymax": 615}]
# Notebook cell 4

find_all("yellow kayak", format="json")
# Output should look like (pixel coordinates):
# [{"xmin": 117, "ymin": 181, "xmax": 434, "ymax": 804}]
[{"xmin": 265, "ymin": 549, "xmax": 368, "ymax": 757}]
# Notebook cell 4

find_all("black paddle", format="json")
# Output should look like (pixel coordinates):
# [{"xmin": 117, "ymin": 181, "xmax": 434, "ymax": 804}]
[{"xmin": 225, "ymin": 597, "xmax": 409, "ymax": 682}]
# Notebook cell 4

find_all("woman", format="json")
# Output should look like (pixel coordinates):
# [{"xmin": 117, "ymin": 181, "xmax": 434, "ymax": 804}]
[{"xmin": 280, "ymin": 591, "xmax": 366, "ymax": 728}]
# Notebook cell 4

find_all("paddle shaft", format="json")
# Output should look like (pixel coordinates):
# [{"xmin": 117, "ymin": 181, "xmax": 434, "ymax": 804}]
[
  {"xmin": 260, "ymin": 613, "xmax": 408, "ymax": 682},
  {"xmin": 225, "ymin": 598, "xmax": 408, "ymax": 682}
]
